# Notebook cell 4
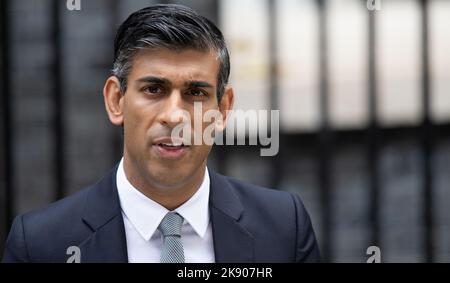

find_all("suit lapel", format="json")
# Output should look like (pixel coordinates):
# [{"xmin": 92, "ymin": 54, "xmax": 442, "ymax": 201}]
[
  {"xmin": 209, "ymin": 171, "xmax": 254, "ymax": 263},
  {"xmin": 76, "ymin": 166, "xmax": 254, "ymax": 263},
  {"xmin": 78, "ymin": 165, "xmax": 128, "ymax": 263}
]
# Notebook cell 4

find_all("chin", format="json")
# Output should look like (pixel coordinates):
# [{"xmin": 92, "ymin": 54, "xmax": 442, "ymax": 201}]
[{"xmin": 148, "ymin": 165, "xmax": 189, "ymax": 189}]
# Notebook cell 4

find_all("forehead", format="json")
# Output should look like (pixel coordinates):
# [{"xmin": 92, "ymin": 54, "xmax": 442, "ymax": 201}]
[{"xmin": 128, "ymin": 48, "xmax": 220, "ymax": 84}]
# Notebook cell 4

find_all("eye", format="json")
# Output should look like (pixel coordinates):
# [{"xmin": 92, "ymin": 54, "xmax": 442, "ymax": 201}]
[
  {"xmin": 187, "ymin": 88, "xmax": 207, "ymax": 97},
  {"xmin": 143, "ymin": 85, "xmax": 164, "ymax": 95}
]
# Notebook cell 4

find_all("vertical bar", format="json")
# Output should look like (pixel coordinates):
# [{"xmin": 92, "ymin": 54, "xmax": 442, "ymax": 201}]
[
  {"xmin": 317, "ymin": 0, "xmax": 332, "ymax": 262},
  {"xmin": 52, "ymin": 0, "xmax": 65, "ymax": 200},
  {"xmin": 268, "ymin": 0, "xmax": 279, "ymax": 113},
  {"xmin": 419, "ymin": 0, "xmax": 433, "ymax": 263},
  {"xmin": 367, "ymin": 4, "xmax": 380, "ymax": 250},
  {"xmin": 1, "ymin": 0, "xmax": 14, "ymax": 238},
  {"xmin": 268, "ymin": 0, "xmax": 282, "ymax": 189},
  {"xmin": 214, "ymin": 146, "xmax": 228, "ymax": 177},
  {"xmin": 214, "ymin": 0, "xmax": 229, "ymax": 176}
]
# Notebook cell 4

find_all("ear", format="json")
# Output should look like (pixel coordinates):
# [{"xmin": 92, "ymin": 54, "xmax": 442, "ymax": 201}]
[
  {"xmin": 217, "ymin": 85, "xmax": 234, "ymax": 131},
  {"xmin": 103, "ymin": 76, "xmax": 124, "ymax": 126}
]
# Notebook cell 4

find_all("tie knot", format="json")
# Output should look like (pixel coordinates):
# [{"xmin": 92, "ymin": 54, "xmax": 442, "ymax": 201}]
[{"xmin": 158, "ymin": 212, "xmax": 184, "ymax": 237}]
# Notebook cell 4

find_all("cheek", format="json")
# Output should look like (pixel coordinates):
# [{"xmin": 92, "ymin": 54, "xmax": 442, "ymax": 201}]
[
  {"xmin": 123, "ymin": 100, "xmax": 153, "ymax": 146},
  {"xmin": 123, "ymin": 107, "xmax": 139, "ymax": 137}
]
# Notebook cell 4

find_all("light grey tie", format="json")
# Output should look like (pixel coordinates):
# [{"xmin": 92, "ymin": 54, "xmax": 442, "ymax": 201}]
[{"xmin": 158, "ymin": 212, "xmax": 185, "ymax": 263}]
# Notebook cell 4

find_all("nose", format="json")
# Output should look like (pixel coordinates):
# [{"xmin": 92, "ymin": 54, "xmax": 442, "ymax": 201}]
[{"xmin": 156, "ymin": 90, "xmax": 187, "ymax": 128}]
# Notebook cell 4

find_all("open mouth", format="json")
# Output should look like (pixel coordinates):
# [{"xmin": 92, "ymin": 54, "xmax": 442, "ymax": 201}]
[
  {"xmin": 153, "ymin": 138, "xmax": 189, "ymax": 159},
  {"xmin": 156, "ymin": 142, "xmax": 187, "ymax": 149}
]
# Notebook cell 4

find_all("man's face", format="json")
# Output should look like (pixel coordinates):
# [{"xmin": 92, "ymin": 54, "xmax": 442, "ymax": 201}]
[{"xmin": 108, "ymin": 48, "xmax": 231, "ymax": 191}]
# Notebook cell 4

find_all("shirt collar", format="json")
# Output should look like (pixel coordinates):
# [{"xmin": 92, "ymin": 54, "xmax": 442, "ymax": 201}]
[{"xmin": 116, "ymin": 158, "xmax": 210, "ymax": 241}]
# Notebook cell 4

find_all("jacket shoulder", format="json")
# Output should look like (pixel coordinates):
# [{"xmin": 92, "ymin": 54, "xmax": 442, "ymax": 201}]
[
  {"xmin": 217, "ymin": 173, "xmax": 321, "ymax": 262},
  {"xmin": 3, "ymin": 184, "xmax": 95, "ymax": 262},
  {"xmin": 21, "ymin": 185, "xmax": 91, "ymax": 232}
]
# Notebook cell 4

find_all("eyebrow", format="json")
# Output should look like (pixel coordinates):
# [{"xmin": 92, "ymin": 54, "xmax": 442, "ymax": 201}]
[
  {"xmin": 136, "ymin": 76, "xmax": 170, "ymax": 85},
  {"xmin": 186, "ymin": 81, "xmax": 214, "ymax": 89},
  {"xmin": 136, "ymin": 76, "xmax": 214, "ymax": 89}
]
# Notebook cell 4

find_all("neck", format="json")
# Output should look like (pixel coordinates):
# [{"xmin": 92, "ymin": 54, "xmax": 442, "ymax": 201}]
[{"xmin": 122, "ymin": 157, "xmax": 206, "ymax": 211}]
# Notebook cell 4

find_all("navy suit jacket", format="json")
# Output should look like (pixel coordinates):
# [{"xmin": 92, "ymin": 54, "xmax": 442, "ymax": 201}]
[{"xmin": 2, "ymin": 165, "xmax": 320, "ymax": 263}]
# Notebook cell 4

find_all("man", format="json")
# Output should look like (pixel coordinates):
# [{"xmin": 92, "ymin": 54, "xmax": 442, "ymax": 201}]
[{"xmin": 2, "ymin": 4, "xmax": 320, "ymax": 263}]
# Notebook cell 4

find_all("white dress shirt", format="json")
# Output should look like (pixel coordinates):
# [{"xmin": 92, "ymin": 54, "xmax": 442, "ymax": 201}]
[{"xmin": 116, "ymin": 158, "xmax": 215, "ymax": 263}]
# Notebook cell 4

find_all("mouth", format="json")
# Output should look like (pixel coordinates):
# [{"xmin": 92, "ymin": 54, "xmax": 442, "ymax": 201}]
[{"xmin": 153, "ymin": 138, "xmax": 189, "ymax": 160}]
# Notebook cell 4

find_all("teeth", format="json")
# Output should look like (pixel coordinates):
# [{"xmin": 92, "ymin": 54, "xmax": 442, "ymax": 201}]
[{"xmin": 160, "ymin": 143, "xmax": 183, "ymax": 147}]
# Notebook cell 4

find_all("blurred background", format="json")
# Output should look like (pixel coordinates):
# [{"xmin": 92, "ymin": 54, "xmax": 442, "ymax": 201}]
[{"xmin": 1, "ymin": 0, "xmax": 449, "ymax": 262}]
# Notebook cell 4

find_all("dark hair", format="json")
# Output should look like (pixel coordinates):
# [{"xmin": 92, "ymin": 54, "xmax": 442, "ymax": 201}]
[{"xmin": 112, "ymin": 4, "xmax": 230, "ymax": 101}]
